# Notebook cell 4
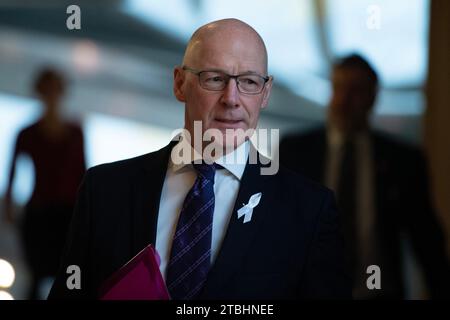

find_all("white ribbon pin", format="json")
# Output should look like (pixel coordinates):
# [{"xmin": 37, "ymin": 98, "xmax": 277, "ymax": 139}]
[{"xmin": 237, "ymin": 192, "xmax": 262, "ymax": 223}]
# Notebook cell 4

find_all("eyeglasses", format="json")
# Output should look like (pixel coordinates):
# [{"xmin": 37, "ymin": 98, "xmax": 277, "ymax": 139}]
[{"xmin": 182, "ymin": 66, "xmax": 271, "ymax": 95}]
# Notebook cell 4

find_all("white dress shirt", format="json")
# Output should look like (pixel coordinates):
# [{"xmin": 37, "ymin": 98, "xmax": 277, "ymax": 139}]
[{"xmin": 156, "ymin": 138, "xmax": 249, "ymax": 280}]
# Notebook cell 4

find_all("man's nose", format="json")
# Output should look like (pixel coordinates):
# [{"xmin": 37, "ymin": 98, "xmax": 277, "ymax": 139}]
[{"xmin": 220, "ymin": 78, "xmax": 240, "ymax": 108}]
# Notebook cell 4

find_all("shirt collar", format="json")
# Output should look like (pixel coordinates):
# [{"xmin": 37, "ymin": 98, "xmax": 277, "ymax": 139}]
[
  {"xmin": 170, "ymin": 132, "xmax": 249, "ymax": 181},
  {"xmin": 214, "ymin": 140, "xmax": 249, "ymax": 180}
]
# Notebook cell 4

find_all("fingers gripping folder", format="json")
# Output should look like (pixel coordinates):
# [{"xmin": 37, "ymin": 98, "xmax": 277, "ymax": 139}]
[{"xmin": 99, "ymin": 244, "xmax": 170, "ymax": 300}]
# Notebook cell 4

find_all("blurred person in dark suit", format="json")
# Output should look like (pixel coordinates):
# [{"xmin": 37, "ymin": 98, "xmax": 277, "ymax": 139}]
[
  {"xmin": 48, "ymin": 19, "xmax": 351, "ymax": 300},
  {"xmin": 3, "ymin": 68, "xmax": 86, "ymax": 299},
  {"xmin": 279, "ymin": 54, "xmax": 450, "ymax": 299}
]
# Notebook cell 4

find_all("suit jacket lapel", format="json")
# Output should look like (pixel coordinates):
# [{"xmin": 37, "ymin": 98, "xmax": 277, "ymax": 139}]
[
  {"xmin": 201, "ymin": 152, "xmax": 273, "ymax": 298},
  {"xmin": 131, "ymin": 142, "xmax": 174, "ymax": 255}
]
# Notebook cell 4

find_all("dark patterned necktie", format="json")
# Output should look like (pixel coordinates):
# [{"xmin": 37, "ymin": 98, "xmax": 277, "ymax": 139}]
[{"xmin": 166, "ymin": 162, "xmax": 217, "ymax": 300}]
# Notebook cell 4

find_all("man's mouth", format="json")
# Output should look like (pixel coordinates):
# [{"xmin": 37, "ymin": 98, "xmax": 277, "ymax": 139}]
[
  {"xmin": 213, "ymin": 118, "xmax": 245, "ymax": 129},
  {"xmin": 215, "ymin": 118, "xmax": 243, "ymax": 124}
]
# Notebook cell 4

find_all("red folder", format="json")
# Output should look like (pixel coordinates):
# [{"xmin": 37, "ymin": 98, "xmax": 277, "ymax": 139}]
[{"xmin": 99, "ymin": 244, "xmax": 170, "ymax": 300}]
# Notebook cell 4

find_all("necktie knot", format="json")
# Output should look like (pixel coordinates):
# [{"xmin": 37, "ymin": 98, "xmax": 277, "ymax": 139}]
[{"xmin": 192, "ymin": 162, "xmax": 218, "ymax": 181}]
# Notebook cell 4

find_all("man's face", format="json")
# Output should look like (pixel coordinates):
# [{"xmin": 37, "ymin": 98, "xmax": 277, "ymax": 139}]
[
  {"xmin": 328, "ymin": 67, "xmax": 376, "ymax": 134},
  {"xmin": 173, "ymin": 31, "xmax": 272, "ymax": 149}
]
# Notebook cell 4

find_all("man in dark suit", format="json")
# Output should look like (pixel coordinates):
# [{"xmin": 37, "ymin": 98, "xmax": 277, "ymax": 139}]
[
  {"xmin": 48, "ymin": 19, "xmax": 351, "ymax": 300},
  {"xmin": 279, "ymin": 54, "xmax": 450, "ymax": 299}
]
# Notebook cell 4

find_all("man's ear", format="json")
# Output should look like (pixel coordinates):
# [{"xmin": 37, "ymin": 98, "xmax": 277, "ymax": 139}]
[
  {"xmin": 173, "ymin": 67, "xmax": 186, "ymax": 102},
  {"xmin": 260, "ymin": 77, "xmax": 273, "ymax": 109}
]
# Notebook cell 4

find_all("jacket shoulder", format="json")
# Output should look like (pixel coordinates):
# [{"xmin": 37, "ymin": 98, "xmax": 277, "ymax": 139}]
[
  {"xmin": 88, "ymin": 153, "xmax": 150, "ymax": 177},
  {"xmin": 85, "ymin": 144, "xmax": 171, "ymax": 182},
  {"xmin": 372, "ymin": 131, "xmax": 425, "ymax": 161}
]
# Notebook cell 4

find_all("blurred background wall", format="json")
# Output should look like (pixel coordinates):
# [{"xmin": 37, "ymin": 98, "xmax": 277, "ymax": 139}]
[{"xmin": 0, "ymin": 0, "xmax": 447, "ymax": 299}]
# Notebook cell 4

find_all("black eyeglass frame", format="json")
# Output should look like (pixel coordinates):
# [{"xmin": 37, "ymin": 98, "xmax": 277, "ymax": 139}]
[{"xmin": 182, "ymin": 66, "xmax": 271, "ymax": 95}]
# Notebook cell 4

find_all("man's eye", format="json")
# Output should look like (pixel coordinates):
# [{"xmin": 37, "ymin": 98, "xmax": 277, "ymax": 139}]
[
  {"xmin": 206, "ymin": 76, "xmax": 225, "ymax": 82},
  {"xmin": 240, "ymin": 77, "xmax": 258, "ymax": 85},
  {"xmin": 244, "ymin": 79, "xmax": 256, "ymax": 84}
]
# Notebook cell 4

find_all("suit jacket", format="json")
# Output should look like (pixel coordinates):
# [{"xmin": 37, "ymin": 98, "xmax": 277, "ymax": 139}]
[
  {"xmin": 48, "ymin": 141, "xmax": 351, "ymax": 300},
  {"xmin": 279, "ymin": 127, "xmax": 450, "ymax": 299}
]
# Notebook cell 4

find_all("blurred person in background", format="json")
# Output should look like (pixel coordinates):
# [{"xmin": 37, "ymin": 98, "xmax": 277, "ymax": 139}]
[
  {"xmin": 279, "ymin": 54, "xmax": 450, "ymax": 299},
  {"xmin": 3, "ymin": 67, "xmax": 86, "ymax": 299}
]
